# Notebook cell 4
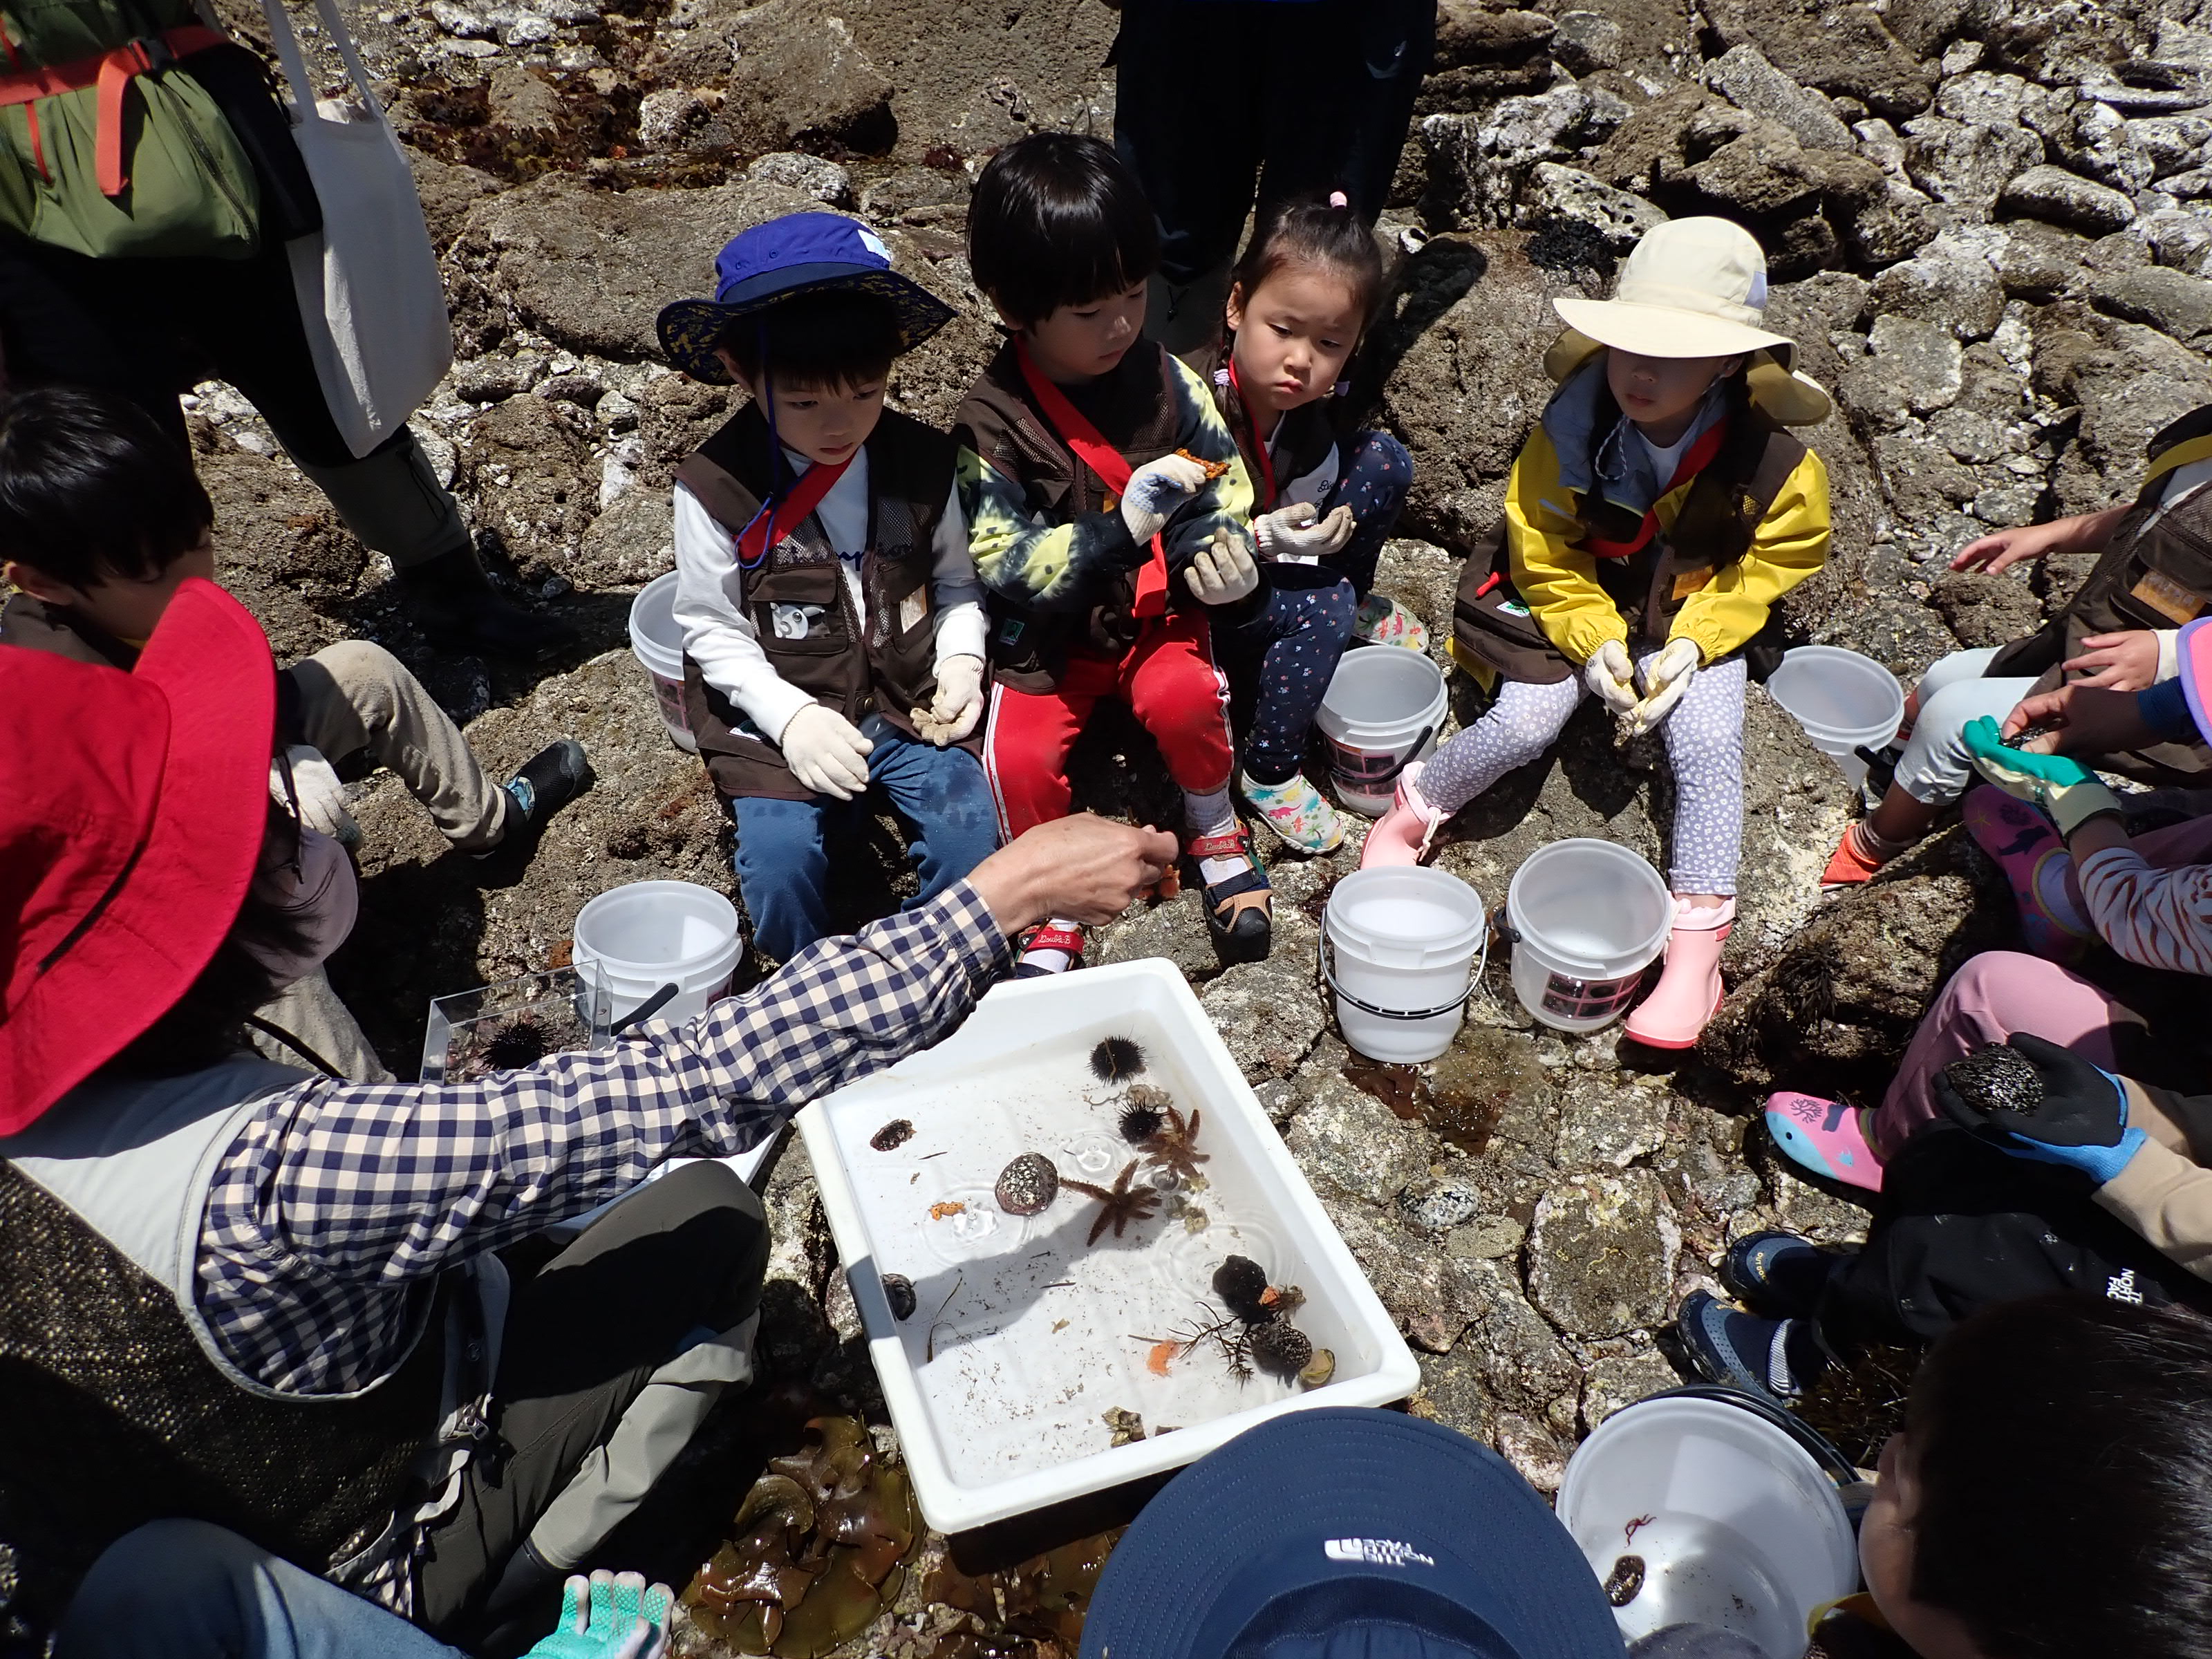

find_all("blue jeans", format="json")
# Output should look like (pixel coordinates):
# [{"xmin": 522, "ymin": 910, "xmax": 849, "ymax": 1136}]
[
  {"xmin": 55, "ymin": 1520, "xmax": 465, "ymax": 1659},
  {"xmin": 1234, "ymin": 430, "xmax": 1413, "ymax": 782},
  {"xmin": 731, "ymin": 717, "xmax": 1000, "ymax": 961}
]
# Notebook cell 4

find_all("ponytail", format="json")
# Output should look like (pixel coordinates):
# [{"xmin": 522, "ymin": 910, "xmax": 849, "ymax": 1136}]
[{"xmin": 1228, "ymin": 189, "xmax": 1386, "ymax": 335}]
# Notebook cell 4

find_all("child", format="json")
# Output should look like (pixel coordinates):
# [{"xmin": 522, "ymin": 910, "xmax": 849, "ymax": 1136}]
[
  {"xmin": 0, "ymin": 387, "xmax": 590, "ymax": 1079},
  {"xmin": 1362, "ymin": 218, "xmax": 1833, "ymax": 1049},
  {"xmin": 1192, "ymin": 191, "xmax": 1421, "ymax": 854},
  {"xmin": 655, "ymin": 214, "xmax": 998, "ymax": 962},
  {"xmin": 1824, "ymin": 402, "xmax": 2212, "ymax": 888},
  {"xmin": 955, "ymin": 132, "xmax": 1273, "ymax": 973}
]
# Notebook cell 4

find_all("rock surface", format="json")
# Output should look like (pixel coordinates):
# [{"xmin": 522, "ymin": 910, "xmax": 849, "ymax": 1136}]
[{"xmin": 98, "ymin": 0, "xmax": 2212, "ymax": 1647}]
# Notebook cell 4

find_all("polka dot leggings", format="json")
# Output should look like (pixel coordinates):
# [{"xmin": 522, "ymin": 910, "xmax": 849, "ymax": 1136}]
[
  {"xmin": 1236, "ymin": 430, "xmax": 1414, "ymax": 783},
  {"xmin": 1419, "ymin": 650, "xmax": 1748, "ymax": 895}
]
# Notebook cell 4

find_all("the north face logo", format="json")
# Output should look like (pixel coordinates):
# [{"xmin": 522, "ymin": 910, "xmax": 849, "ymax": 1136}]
[{"xmin": 2107, "ymin": 1268, "xmax": 2146, "ymax": 1305}]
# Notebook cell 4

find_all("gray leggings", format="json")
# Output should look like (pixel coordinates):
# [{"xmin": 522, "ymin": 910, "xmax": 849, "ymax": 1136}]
[{"xmin": 1421, "ymin": 651, "xmax": 1748, "ymax": 895}]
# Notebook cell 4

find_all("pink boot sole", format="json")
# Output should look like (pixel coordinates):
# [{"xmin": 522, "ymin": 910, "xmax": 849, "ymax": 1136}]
[
  {"xmin": 1623, "ymin": 915, "xmax": 1730, "ymax": 1049},
  {"xmin": 1764, "ymin": 1091, "xmax": 1885, "ymax": 1192}
]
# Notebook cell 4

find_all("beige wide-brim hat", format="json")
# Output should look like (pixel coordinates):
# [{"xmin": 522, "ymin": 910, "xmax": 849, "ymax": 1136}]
[{"xmin": 1553, "ymin": 216, "xmax": 1794, "ymax": 360}]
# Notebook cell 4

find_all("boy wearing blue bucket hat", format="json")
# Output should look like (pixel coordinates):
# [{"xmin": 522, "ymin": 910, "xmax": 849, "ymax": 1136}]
[{"xmin": 655, "ymin": 214, "xmax": 1000, "ymax": 962}]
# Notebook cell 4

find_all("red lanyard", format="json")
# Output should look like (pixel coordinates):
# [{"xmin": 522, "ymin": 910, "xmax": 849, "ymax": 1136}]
[
  {"xmin": 1226, "ymin": 355, "xmax": 1279, "ymax": 507},
  {"xmin": 1014, "ymin": 340, "xmax": 1170, "ymax": 618},
  {"xmin": 735, "ymin": 451, "xmax": 853, "ymax": 568}
]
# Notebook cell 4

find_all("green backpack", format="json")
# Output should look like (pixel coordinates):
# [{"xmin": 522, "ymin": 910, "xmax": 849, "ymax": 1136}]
[{"xmin": 0, "ymin": 0, "xmax": 261, "ymax": 259}]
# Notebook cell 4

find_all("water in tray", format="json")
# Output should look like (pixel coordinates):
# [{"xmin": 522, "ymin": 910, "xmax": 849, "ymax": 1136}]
[{"xmin": 821, "ymin": 1031, "xmax": 1337, "ymax": 1490}]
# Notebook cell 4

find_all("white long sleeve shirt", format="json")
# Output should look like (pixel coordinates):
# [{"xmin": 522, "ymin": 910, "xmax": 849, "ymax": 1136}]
[{"xmin": 671, "ymin": 446, "xmax": 987, "ymax": 744}]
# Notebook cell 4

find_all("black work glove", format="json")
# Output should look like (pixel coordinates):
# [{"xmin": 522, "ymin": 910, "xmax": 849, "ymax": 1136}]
[{"xmin": 1934, "ymin": 1033, "xmax": 2147, "ymax": 1185}]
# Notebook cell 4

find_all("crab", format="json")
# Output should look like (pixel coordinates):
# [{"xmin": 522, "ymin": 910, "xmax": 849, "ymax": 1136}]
[{"xmin": 1061, "ymin": 1158, "xmax": 1161, "ymax": 1246}]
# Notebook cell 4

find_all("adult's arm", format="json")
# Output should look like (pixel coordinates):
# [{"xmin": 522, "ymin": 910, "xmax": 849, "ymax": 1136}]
[{"xmin": 2099, "ymin": 1134, "xmax": 2212, "ymax": 1282}]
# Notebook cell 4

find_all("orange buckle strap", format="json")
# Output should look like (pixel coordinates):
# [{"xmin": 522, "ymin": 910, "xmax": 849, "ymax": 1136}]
[{"xmin": 0, "ymin": 25, "xmax": 227, "ymax": 196}]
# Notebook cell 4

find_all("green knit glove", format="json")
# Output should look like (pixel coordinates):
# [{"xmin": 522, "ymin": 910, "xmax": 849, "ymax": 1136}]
[
  {"xmin": 1964, "ymin": 718, "xmax": 2124, "ymax": 835},
  {"xmin": 524, "ymin": 1574, "xmax": 673, "ymax": 1659}
]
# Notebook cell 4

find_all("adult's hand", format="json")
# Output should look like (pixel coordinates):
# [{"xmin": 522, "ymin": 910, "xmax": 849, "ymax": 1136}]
[
  {"xmin": 967, "ymin": 814, "xmax": 1178, "ymax": 936},
  {"xmin": 2061, "ymin": 630, "xmax": 2163, "ymax": 692},
  {"xmin": 2000, "ymin": 684, "xmax": 2157, "ymax": 758}
]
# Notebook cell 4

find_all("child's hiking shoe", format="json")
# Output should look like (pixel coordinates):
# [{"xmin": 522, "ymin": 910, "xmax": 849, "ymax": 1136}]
[
  {"xmin": 1015, "ymin": 920, "xmax": 1086, "ymax": 977},
  {"xmin": 1352, "ymin": 594, "xmax": 1429, "ymax": 653},
  {"xmin": 1622, "ymin": 897, "xmax": 1732, "ymax": 1049},
  {"xmin": 1963, "ymin": 785, "xmax": 2094, "ymax": 964},
  {"xmin": 1677, "ymin": 1292, "xmax": 1828, "ymax": 1400},
  {"xmin": 1239, "ymin": 769, "xmax": 1347, "ymax": 854},
  {"xmin": 1764, "ymin": 1091, "xmax": 1884, "ymax": 1192},
  {"xmin": 1821, "ymin": 820, "xmax": 1907, "ymax": 889},
  {"xmin": 1719, "ymin": 1230, "xmax": 1839, "ymax": 1320},
  {"xmin": 1191, "ymin": 827, "xmax": 1273, "ymax": 964},
  {"xmin": 474, "ymin": 739, "xmax": 593, "ymax": 879},
  {"xmin": 1358, "ymin": 761, "xmax": 1444, "ymax": 869}
]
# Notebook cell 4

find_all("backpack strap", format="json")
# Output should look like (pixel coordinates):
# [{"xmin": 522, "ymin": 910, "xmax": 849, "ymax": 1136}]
[{"xmin": 0, "ymin": 24, "xmax": 229, "ymax": 195}]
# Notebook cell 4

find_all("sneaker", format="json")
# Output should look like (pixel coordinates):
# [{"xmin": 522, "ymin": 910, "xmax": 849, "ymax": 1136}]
[
  {"xmin": 474, "ymin": 740, "xmax": 592, "ymax": 877},
  {"xmin": 1677, "ymin": 1291, "xmax": 1828, "ymax": 1400},
  {"xmin": 1763, "ymin": 1091, "xmax": 1885, "ymax": 1192},
  {"xmin": 1015, "ymin": 921, "xmax": 1085, "ymax": 977},
  {"xmin": 1239, "ymin": 769, "xmax": 1347, "ymax": 854},
  {"xmin": 1357, "ymin": 762, "xmax": 1445, "ymax": 868},
  {"xmin": 1962, "ymin": 786, "xmax": 2093, "ymax": 964},
  {"xmin": 1718, "ymin": 1230, "xmax": 1839, "ymax": 1319},
  {"xmin": 1352, "ymin": 593, "xmax": 1429, "ymax": 652}
]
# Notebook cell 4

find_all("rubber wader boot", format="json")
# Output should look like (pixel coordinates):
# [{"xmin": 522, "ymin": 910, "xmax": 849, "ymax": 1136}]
[
  {"xmin": 293, "ymin": 435, "xmax": 579, "ymax": 660},
  {"xmin": 1147, "ymin": 263, "xmax": 1232, "ymax": 355}
]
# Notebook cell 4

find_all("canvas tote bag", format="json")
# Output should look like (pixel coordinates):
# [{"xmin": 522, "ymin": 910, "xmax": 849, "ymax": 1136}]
[{"xmin": 256, "ymin": 0, "xmax": 449, "ymax": 457}]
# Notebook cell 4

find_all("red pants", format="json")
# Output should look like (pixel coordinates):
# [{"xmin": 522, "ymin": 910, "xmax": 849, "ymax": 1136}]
[{"xmin": 984, "ymin": 612, "xmax": 1234, "ymax": 838}]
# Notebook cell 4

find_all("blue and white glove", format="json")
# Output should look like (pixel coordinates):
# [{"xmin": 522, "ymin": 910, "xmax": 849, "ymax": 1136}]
[
  {"xmin": 523, "ymin": 1572, "xmax": 673, "ymax": 1659},
  {"xmin": 1936, "ymin": 1033, "xmax": 2148, "ymax": 1186},
  {"xmin": 1119, "ymin": 453, "xmax": 1211, "ymax": 542}
]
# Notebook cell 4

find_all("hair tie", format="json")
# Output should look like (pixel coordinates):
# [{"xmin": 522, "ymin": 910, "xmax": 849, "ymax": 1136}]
[{"xmin": 1328, "ymin": 190, "xmax": 1349, "ymax": 210}]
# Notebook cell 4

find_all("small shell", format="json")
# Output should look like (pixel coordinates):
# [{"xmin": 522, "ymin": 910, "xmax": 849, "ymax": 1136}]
[
  {"xmin": 881, "ymin": 1273, "xmax": 917, "ymax": 1320},
  {"xmin": 1298, "ymin": 1348, "xmax": 1336, "ymax": 1389},
  {"xmin": 870, "ymin": 1118, "xmax": 915, "ymax": 1151},
  {"xmin": 1604, "ymin": 1555, "xmax": 1646, "ymax": 1607},
  {"xmin": 995, "ymin": 1152, "xmax": 1060, "ymax": 1216}
]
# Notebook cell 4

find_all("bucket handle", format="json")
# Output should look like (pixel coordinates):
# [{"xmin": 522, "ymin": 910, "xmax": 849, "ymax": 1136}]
[
  {"xmin": 1357, "ymin": 722, "xmax": 1435, "ymax": 791},
  {"xmin": 1316, "ymin": 926, "xmax": 1490, "ymax": 1023},
  {"xmin": 611, "ymin": 981, "xmax": 682, "ymax": 1036}
]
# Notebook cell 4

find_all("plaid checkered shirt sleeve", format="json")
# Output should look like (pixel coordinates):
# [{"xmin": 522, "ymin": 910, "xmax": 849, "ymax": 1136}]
[{"xmin": 199, "ymin": 884, "xmax": 1011, "ymax": 1396}]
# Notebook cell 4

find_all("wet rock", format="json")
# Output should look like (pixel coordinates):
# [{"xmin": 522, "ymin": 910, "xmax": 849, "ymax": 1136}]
[
  {"xmin": 1284, "ymin": 1080, "xmax": 1429, "ymax": 1206},
  {"xmin": 1998, "ymin": 165, "xmax": 2139, "ymax": 236},
  {"xmin": 2089, "ymin": 264, "xmax": 2212, "ymax": 344},
  {"xmin": 1707, "ymin": 45, "xmax": 1853, "ymax": 152},
  {"xmin": 1430, "ymin": 1022, "xmax": 1558, "ymax": 1154},
  {"xmin": 1447, "ymin": 1215, "xmax": 1527, "ymax": 1260},
  {"xmin": 1094, "ymin": 890, "xmax": 1221, "ymax": 983},
  {"xmin": 1527, "ymin": 1170, "xmax": 1680, "ymax": 1338}
]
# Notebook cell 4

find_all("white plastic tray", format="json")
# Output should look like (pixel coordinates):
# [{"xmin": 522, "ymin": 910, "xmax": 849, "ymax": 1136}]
[{"xmin": 799, "ymin": 959, "xmax": 1421, "ymax": 1535}]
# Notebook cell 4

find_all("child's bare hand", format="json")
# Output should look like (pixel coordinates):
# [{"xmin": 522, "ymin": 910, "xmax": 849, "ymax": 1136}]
[
  {"xmin": 2001, "ymin": 684, "xmax": 2156, "ymax": 758},
  {"xmin": 2062, "ymin": 630, "xmax": 2162, "ymax": 692}
]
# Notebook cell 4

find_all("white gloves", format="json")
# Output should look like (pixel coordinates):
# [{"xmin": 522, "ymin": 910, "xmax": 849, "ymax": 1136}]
[
  {"xmin": 920, "ymin": 654, "xmax": 986, "ymax": 746},
  {"xmin": 1183, "ymin": 528, "xmax": 1262, "ymax": 605},
  {"xmin": 779, "ymin": 703, "xmax": 873, "ymax": 799},
  {"xmin": 1254, "ymin": 502, "xmax": 1355, "ymax": 562},
  {"xmin": 1627, "ymin": 638, "xmax": 1701, "ymax": 736},
  {"xmin": 1583, "ymin": 639, "xmax": 1640, "ymax": 718},
  {"xmin": 270, "ymin": 744, "xmax": 359, "ymax": 848},
  {"xmin": 1120, "ymin": 453, "xmax": 1211, "ymax": 542}
]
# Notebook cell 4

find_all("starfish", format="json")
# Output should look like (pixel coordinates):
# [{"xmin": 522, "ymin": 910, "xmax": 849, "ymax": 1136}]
[
  {"xmin": 1138, "ymin": 1104, "xmax": 1208, "ymax": 1184},
  {"xmin": 1062, "ymin": 1159, "xmax": 1161, "ymax": 1246}
]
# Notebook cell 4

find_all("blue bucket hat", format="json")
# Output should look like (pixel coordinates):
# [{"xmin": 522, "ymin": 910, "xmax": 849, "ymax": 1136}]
[
  {"xmin": 654, "ymin": 212, "xmax": 957, "ymax": 385},
  {"xmin": 1079, "ymin": 1409, "xmax": 1626, "ymax": 1659}
]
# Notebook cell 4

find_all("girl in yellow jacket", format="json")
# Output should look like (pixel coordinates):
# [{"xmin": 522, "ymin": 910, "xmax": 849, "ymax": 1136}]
[{"xmin": 1364, "ymin": 218, "xmax": 1832, "ymax": 1048}]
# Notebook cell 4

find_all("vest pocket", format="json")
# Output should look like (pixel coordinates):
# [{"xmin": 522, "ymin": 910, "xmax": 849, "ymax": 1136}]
[{"xmin": 748, "ymin": 568, "xmax": 848, "ymax": 657}]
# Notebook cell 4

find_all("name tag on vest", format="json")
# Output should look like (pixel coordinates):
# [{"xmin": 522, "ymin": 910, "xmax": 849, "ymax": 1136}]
[
  {"xmin": 1671, "ymin": 565, "xmax": 1715, "ymax": 601},
  {"xmin": 2131, "ymin": 569, "xmax": 2209, "ymax": 624},
  {"xmin": 898, "ymin": 590, "xmax": 928, "ymax": 633}
]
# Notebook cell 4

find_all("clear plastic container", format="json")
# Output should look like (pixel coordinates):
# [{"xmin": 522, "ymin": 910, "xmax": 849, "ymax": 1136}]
[
  {"xmin": 420, "ymin": 966, "xmax": 611, "ymax": 1082},
  {"xmin": 799, "ymin": 959, "xmax": 1422, "ymax": 1535}
]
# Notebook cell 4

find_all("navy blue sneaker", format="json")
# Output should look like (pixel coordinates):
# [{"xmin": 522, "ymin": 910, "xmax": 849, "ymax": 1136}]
[
  {"xmin": 1719, "ymin": 1230, "xmax": 1840, "ymax": 1319},
  {"xmin": 1677, "ymin": 1291, "xmax": 1828, "ymax": 1401}
]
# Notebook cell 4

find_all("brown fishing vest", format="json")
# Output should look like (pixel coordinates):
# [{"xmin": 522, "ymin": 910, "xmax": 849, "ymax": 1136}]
[
  {"xmin": 675, "ymin": 408, "xmax": 955, "ymax": 802},
  {"xmin": 1451, "ymin": 390, "xmax": 1807, "ymax": 686},
  {"xmin": 1183, "ymin": 339, "xmax": 1339, "ymax": 513},
  {"xmin": 1983, "ymin": 404, "xmax": 2212, "ymax": 785}
]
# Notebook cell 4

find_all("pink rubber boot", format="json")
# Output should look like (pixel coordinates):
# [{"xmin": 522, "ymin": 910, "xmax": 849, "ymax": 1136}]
[
  {"xmin": 1624, "ymin": 897, "xmax": 1734, "ymax": 1049},
  {"xmin": 1358, "ymin": 762, "xmax": 1445, "ymax": 869}
]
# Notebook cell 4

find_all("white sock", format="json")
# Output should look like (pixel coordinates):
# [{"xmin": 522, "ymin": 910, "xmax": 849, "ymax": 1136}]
[
  {"xmin": 1020, "ymin": 917, "xmax": 1082, "ymax": 973},
  {"xmin": 1184, "ymin": 787, "xmax": 1250, "ymax": 885}
]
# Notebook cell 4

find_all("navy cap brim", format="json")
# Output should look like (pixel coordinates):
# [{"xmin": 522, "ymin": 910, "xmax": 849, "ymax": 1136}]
[
  {"xmin": 654, "ymin": 262, "xmax": 957, "ymax": 384},
  {"xmin": 1078, "ymin": 1409, "xmax": 1624, "ymax": 1659}
]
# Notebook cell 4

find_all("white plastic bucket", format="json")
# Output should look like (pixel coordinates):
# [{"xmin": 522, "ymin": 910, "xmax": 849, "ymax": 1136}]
[
  {"xmin": 1505, "ymin": 839, "xmax": 1673, "ymax": 1032},
  {"xmin": 1765, "ymin": 646, "xmax": 1903, "ymax": 793},
  {"xmin": 572, "ymin": 880, "xmax": 742, "ymax": 1025},
  {"xmin": 1320, "ymin": 867, "xmax": 1488, "ymax": 1063},
  {"xmin": 1315, "ymin": 647, "xmax": 1447, "ymax": 816},
  {"xmin": 628, "ymin": 573, "xmax": 698, "ymax": 754},
  {"xmin": 1558, "ymin": 1394, "xmax": 1861, "ymax": 1658}
]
